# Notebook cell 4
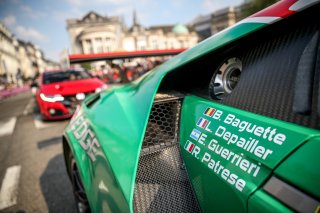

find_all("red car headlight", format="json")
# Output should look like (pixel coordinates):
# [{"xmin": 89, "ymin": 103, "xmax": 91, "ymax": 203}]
[{"xmin": 40, "ymin": 93, "xmax": 64, "ymax": 102}]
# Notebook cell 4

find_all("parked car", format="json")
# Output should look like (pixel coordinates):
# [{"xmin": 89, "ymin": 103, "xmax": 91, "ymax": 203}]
[
  {"xmin": 63, "ymin": 1, "xmax": 320, "ymax": 212},
  {"xmin": 36, "ymin": 69, "xmax": 106, "ymax": 120}
]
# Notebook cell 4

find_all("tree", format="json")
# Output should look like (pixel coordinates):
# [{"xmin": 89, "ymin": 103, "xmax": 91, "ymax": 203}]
[
  {"xmin": 80, "ymin": 62, "xmax": 91, "ymax": 71},
  {"xmin": 242, "ymin": 0, "xmax": 278, "ymax": 18}
]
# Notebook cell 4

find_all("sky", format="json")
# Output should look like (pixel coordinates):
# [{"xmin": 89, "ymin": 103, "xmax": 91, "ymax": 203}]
[{"xmin": 0, "ymin": 0, "xmax": 243, "ymax": 61}]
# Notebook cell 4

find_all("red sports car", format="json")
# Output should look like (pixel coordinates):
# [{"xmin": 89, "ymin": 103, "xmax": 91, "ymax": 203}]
[{"xmin": 36, "ymin": 69, "xmax": 106, "ymax": 120}]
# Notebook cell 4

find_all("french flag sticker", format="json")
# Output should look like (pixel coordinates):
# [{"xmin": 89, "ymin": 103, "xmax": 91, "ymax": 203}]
[
  {"xmin": 184, "ymin": 140, "xmax": 195, "ymax": 153},
  {"xmin": 196, "ymin": 117, "xmax": 208, "ymax": 128}
]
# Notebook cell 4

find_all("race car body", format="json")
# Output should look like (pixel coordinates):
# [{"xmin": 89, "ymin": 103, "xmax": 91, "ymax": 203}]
[{"xmin": 63, "ymin": 1, "xmax": 320, "ymax": 212}]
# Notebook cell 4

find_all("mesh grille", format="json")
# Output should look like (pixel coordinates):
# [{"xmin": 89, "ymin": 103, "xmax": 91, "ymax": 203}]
[
  {"xmin": 134, "ymin": 93, "xmax": 201, "ymax": 213},
  {"xmin": 141, "ymin": 98, "xmax": 179, "ymax": 154}
]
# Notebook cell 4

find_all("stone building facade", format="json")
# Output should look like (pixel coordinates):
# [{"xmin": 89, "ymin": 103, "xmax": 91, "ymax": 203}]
[
  {"xmin": 67, "ymin": 12, "xmax": 124, "ymax": 54},
  {"xmin": 191, "ymin": 2, "xmax": 251, "ymax": 41},
  {"xmin": 0, "ymin": 23, "xmax": 20, "ymax": 83},
  {"xmin": 16, "ymin": 40, "xmax": 48, "ymax": 78},
  {"xmin": 66, "ymin": 11, "xmax": 199, "ymax": 55},
  {"xmin": 211, "ymin": 7, "xmax": 237, "ymax": 34},
  {"xmin": 0, "ymin": 22, "xmax": 59, "ymax": 85}
]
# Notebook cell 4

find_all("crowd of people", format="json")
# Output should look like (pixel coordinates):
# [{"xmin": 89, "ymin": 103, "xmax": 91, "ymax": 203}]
[
  {"xmin": 0, "ymin": 70, "xmax": 27, "ymax": 92},
  {"xmin": 0, "ymin": 58, "xmax": 167, "ymax": 96},
  {"xmin": 91, "ymin": 59, "xmax": 165, "ymax": 84}
]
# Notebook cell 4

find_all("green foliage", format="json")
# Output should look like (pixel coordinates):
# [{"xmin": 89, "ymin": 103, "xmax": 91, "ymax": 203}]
[
  {"xmin": 80, "ymin": 62, "xmax": 91, "ymax": 71},
  {"xmin": 242, "ymin": 0, "xmax": 278, "ymax": 18}
]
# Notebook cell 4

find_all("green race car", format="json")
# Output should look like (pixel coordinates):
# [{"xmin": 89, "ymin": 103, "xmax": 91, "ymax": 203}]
[{"xmin": 63, "ymin": 1, "xmax": 320, "ymax": 212}]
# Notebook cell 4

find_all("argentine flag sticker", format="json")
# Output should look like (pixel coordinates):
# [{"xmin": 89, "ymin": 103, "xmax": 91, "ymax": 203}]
[{"xmin": 190, "ymin": 129, "xmax": 201, "ymax": 141}]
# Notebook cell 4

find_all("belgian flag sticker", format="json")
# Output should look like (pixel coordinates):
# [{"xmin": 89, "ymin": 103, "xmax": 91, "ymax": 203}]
[{"xmin": 204, "ymin": 107, "xmax": 215, "ymax": 117}]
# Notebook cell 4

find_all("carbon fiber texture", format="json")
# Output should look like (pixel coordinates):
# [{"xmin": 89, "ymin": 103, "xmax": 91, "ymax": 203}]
[
  {"xmin": 160, "ymin": 6, "xmax": 320, "ymax": 130},
  {"xmin": 219, "ymin": 21, "xmax": 320, "ymax": 129}
]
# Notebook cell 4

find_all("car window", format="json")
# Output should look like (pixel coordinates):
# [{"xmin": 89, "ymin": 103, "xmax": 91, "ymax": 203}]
[{"xmin": 43, "ymin": 70, "xmax": 91, "ymax": 84}]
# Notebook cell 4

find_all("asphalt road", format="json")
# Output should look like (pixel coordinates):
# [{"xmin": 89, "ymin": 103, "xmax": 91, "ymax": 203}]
[{"xmin": 0, "ymin": 92, "xmax": 77, "ymax": 213}]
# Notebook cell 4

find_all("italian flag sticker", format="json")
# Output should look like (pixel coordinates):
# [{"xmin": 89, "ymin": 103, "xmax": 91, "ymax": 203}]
[{"xmin": 184, "ymin": 140, "xmax": 195, "ymax": 153}]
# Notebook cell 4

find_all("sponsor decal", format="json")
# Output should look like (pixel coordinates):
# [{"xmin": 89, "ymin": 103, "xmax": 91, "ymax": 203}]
[
  {"xmin": 184, "ymin": 140, "xmax": 195, "ymax": 153},
  {"xmin": 204, "ymin": 107, "xmax": 215, "ymax": 117},
  {"xmin": 196, "ymin": 117, "xmax": 208, "ymax": 128},
  {"xmin": 190, "ymin": 129, "xmax": 201, "ymax": 141},
  {"xmin": 184, "ymin": 105, "xmax": 290, "ymax": 193},
  {"xmin": 70, "ymin": 115, "xmax": 101, "ymax": 162}
]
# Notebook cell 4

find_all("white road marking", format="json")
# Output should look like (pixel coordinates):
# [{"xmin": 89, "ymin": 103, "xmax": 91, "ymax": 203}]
[
  {"xmin": 0, "ymin": 165, "xmax": 21, "ymax": 210},
  {"xmin": 23, "ymin": 99, "xmax": 34, "ymax": 115},
  {"xmin": 0, "ymin": 117, "xmax": 17, "ymax": 137},
  {"xmin": 33, "ymin": 115, "xmax": 61, "ymax": 129}
]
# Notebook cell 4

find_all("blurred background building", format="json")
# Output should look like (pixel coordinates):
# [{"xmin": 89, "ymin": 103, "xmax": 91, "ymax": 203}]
[
  {"xmin": 66, "ymin": 1, "xmax": 259, "ymax": 56},
  {"xmin": 0, "ymin": 23, "xmax": 20, "ymax": 85},
  {"xmin": 0, "ymin": 22, "xmax": 59, "ymax": 87},
  {"xmin": 1, "ymin": 0, "xmax": 276, "ymax": 87},
  {"xmin": 67, "ymin": 11, "xmax": 198, "ymax": 54},
  {"xmin": 191, "ymin": 2, "xmax": 251, "ymax": 41},
  {"xmin": 66, "ymin": 12, "xmax": 124, "ymax": 54}
]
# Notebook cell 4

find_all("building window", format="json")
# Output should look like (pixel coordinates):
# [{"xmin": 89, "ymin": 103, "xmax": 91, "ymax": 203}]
[
  {"xmin": 105, "ymin": 37, "xmax": 113, "ymax": 52},
  {"xmin": 85, "ymin": 39, "xmax": 93, "ymax": 54},
  {"xmin": 137, "ymin": 38, "xmax": 146, "ymax": 50},
  {"xmin": 95, "ymin": 38, "xmax": 103, "ymax": 53},
  {"xmin": 152, "ymin": 40, "xmax": 158, "ymax": 49},
  {"xmin": 179, "ymin": 40, "xmax": 184, "ymax": 48},
  {"xmin": 170, "ymin": 41, "xmax": 174, "ymax": 49},
  {"xmin": 105, "ymin": 45, "xmax": 111, "ymax": 52}
]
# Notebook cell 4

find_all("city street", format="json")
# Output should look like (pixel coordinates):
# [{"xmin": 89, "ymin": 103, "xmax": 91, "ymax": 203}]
[{"xmin": 0, "ymin": 92, "xmax": 76, "ymax": 213}]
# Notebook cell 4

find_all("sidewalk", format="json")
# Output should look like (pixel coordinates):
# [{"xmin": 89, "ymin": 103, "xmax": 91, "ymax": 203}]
[{"xmin": 0, "ymin": 85, "xmax": 30, "ymax": 100}]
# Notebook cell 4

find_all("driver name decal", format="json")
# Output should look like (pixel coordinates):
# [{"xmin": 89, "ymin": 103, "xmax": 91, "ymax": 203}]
[{"xmin": 184, "ymin": 106, "xmax": 288, "ymax": 192}]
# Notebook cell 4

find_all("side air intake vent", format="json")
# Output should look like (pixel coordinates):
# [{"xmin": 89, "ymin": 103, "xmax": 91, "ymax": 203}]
[{"xmin": 133, "ymin": 93, "xmax": 201, "ymax": 213}]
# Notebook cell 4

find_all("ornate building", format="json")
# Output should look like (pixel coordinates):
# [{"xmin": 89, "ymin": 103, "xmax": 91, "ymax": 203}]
[
  {"xmin": 67, "ymin": 12, "xmax": 125, "ymax": 54},
  {"xmin": 123, "ymin": 11, "xmax": 198, "ymax": 51},
  {"xmin": 66, "ymin": 11, "xmax": 199, "ymax": 55}
]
